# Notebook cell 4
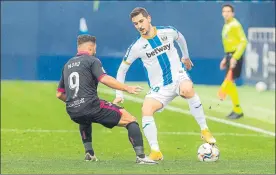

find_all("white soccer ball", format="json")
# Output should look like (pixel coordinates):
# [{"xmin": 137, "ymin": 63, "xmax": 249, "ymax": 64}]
[
  {"xmin": 255, "ymin": 81, "xmax": 267, "ymax": 92},
  {"xmin": 197, "ymin": 143, "xmax": 220, "ymax": 162}
]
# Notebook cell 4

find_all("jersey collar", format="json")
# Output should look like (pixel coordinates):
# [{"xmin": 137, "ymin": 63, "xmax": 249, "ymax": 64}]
[{"xmin": 141, "ymin": 26, "xmax": 157, "ymax": 39}]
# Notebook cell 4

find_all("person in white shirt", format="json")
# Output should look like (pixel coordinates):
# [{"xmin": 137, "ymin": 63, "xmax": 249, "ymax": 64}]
[{"xmin": 113, "ymin": 7, "xmax": 216, "ymax": 161}]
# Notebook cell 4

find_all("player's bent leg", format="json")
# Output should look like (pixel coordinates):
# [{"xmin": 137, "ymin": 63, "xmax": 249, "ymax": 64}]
[
  {"xmin": 79, "ymin": 124, "xmax": 98, "ymax": 161},
  {"xmin": 179, "ymin": 80, "xmax": 216, "ymax": 144},
  {"xmin": 117, "ymin": 109, "xmax": 137, "ymax": 127},
  {"xmin": 179, "ymin": 79, "xmax": 195, "ymax": 98},
  {"xmin": 71, "ymin": 117, "xmax": 98, "ymax": 162},
  {"xmin": 142, "ymin": 98, "xmax": 163, "ymax": 116},
  {"xmin": 142, "ymin": 98, "xmax": 164, "ymax": 161},
  {"xmin": 117, "ymin": 109, "xmax": 157, "ymax": 164}
]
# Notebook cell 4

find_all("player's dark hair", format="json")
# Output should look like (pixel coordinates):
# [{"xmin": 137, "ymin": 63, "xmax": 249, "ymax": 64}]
[
  {"xmin": 77, "ymin": 34, "xmax": 96, "ymax": 46},
  {"xmin": 130, "ymin": 7, "xmax": 149, "ymax": 19},
  {"xmin": 222, "ymin": 4, "xmax": 234, "ymax": 12}
]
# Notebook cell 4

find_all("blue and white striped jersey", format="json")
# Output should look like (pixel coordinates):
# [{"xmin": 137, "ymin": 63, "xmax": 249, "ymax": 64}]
[{"xmin": 122, "ymin": 26, "xmax": 189, "ymax": 88}]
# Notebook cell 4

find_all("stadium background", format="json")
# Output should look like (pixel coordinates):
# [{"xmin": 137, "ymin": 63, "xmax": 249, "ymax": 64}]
[
  {"xmin": 1, "ymin": 1, "xmax": 275, "ymax": 174},
  {"xmin": 1, "ymin": 1, "xmax": 275, "ymax": 86}
]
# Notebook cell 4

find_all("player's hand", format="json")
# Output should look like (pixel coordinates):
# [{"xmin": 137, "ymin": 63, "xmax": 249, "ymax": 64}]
[
  {"xmin": 181, "ymin": 58, "xmax": 194, "ymax": 70},
  {"xmin": 113, "ymin": 97, "xmax": 124, "ymax": 104},
  {"xmin": 230, "ymin": 58, "xmax": 237, "ymax": 69},
  {"xmin": 220, "ymin": 58, "xmax": 227, "ymax": 70},
  {"xmin": 126, "ymin": 86, "xmax": 143, "ymax": 95}
]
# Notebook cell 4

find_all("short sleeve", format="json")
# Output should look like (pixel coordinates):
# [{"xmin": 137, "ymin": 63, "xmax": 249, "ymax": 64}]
[{"xmin": 91, "ymin": 58, "xmax": 106, "ymax": 81}]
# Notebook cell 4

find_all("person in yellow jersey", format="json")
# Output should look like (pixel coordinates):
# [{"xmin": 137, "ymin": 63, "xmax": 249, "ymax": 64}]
[{"xmin": 220, "ymin": 4, "xmax": 248, "ymax": 119}]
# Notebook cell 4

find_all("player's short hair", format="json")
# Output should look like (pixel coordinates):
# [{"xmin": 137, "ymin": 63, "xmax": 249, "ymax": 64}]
[
  {"xmin": 129, "ymin": 7, "xmax": 149, "ymax": 19},
  {"xmin": 222, "ymin": 4, "xmax": 234, "ymax": 12},
  {"xmin": 77, "ymin": 34, "xmax": 96, "ymax": 46}
]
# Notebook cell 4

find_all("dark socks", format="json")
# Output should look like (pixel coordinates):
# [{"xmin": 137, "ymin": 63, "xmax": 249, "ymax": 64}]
[
  {"xmin": 126, "ymin": 122, "xmax": 145, "ymax": 158},
  {"xmin": 79, "ymin": 124, "xmax": 95, "ymax": 156}
]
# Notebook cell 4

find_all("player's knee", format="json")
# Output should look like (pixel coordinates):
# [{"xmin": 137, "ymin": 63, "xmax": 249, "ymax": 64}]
[
  {"xmin": 123, "ymin": 116, "xmax": 137, "ymax": 127},
  {"xmin": 180, "ymin": 81, "xmax": 194, "ymax": 98},
  {"xmin": 120, "ymin": 110, "xmax": 136, "ymax": 124},
  {"xmin": 180, "ymin": 88, "xmax": 195, "ymax": 98},
  {"xmin": 142, "ymin": 105, "xmax": 154, "ymax": 116},
  {"xmin": 141, "ymin": 105, "xmax": 147, "ymax": 113},
  {"xmin": 125, "ymin": 121, "xmax": 139, "ymax": 130},
  {"xmin": 129, "ymin": 115, "xmax": 137, "ymax": 122}
]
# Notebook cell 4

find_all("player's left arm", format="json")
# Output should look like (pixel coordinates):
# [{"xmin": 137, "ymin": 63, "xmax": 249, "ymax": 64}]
[
  {"xmin": 56, "ymin": 67, "xmax": 66, "ymax": 102},
  {"xmin": 173, "ymin": 29, "xmax": 190, "ymax": 59},
  {"xmin": 171, "ymin": 27, "xmax": 194, "ymax": 69},
  {"xmin": 232, "ymin": 23, "xmax": 248, "ymax": 60}
]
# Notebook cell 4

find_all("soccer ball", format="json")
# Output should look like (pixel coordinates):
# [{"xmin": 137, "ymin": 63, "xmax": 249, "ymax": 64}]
[
  {"xmin": 255, "ymin": 81, "xmax": 267, "ymax": 92},
  {"xmin": 197, "ymin": 143, "xmax": 220, "ymax": 162}
]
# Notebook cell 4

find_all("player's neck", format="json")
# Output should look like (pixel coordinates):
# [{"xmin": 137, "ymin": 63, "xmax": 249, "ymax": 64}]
[
  {"xmin": 142, "ymin": 26, "xmax": 157, "ymax": 39},
  {"xmin": 77, "ymin": 50, "xmax": 90, "ymax": 56},
  {"xmin": 225, "ymin": 17, "xmax": 234, "ymax": 24}
]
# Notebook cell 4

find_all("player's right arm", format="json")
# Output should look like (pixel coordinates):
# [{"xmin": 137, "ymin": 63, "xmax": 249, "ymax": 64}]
[
  {"xmin": 100, "ymin": 75, "xmax": 142, "ymax": 94},
  {"xmin": 114, "ymin": 42, "xmax": 139, "ymax": 103},
  {"xmin": 91, "ymin": 58, "xmax": 142, "ymax": 94}
]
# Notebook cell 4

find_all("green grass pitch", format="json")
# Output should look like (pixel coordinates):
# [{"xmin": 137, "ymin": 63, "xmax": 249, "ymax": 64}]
[{"xmin": 1, "ymin": 80, "xmax": 275, "ymax": 174}]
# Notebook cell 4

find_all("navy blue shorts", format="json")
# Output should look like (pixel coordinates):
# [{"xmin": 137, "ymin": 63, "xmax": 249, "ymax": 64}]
[{"xmin": 71, "ymin": 100, "xmax": 122, "ymax": 128}]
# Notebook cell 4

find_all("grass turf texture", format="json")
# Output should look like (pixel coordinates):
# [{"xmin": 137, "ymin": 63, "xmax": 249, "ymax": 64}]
[{"xmin": 1, "ymin": 80, "xmax": 275, "ymax": 174}]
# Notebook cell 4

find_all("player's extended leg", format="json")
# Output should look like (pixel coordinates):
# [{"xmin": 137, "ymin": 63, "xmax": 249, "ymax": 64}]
[
  {"xmin": 141, "ymin": 98, "xmax": 164, "ymax": 161},
  {"xmin": 117, "ymin": 109, "xmax": 157, "ymax": 164},
  {"xmin": 179, "ymin": 80, "xmax": 216, "ymax": 144},
  {"xmin": 71, "ymin": 116, "xmax": 98, "ymax": 162},
  {"xmin": 79, "ymin": 124, "xmax": 98, "ymax": 161},
  {"xmin": 96, "ymin": 100, "xmax": 156, "ymax": 164}
]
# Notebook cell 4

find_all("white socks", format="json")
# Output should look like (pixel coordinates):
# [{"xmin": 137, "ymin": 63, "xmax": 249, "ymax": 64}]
[
  {"xmin": 141, "ymin": 94, "xmax": 207, "ymax": 152},
  {"xmin": 187, "ymin": 94, "xmax": 208, "ymax": 130},
  {"xmin": 142, "ymin": 116, "xmax": 160, "ymax": 151}
]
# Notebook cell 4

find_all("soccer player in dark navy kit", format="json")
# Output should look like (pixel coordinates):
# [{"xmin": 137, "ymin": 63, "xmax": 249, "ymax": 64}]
[{"xmin": 56, "ymin": 34, "xmax": 156, "ymax": 164}]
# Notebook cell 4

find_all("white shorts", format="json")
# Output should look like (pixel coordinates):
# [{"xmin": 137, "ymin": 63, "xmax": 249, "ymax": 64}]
[{"xmin": 145, "ymin": 70, "xmax": 191, "ymax": 112}]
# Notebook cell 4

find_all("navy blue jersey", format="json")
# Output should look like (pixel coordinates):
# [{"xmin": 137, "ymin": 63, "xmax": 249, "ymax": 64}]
[{"xmin": 58, "ymin": 53, "xmax": 106, "ymax": 117}]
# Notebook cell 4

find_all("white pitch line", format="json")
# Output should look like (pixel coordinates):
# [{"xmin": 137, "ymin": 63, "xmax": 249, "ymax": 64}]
[
  {"xmin": 99, "ymin": 89, "xmax": 275, "ymax": 137},
  {"xmin": 1, "ymin": 129, "xmax": 272, "ymax": 138},
  {"xmin": 157, "ymin": 131, "xmax": 272, "ymax": 137},
  {"xmin": 0, "ymin": 129, "xmax": 78, "ymax": 133}
]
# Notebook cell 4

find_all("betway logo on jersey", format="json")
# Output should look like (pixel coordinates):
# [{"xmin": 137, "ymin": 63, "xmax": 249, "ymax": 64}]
[{"xmin": 146, "ymin": 44, "xmax": 170, "ymax": 58}]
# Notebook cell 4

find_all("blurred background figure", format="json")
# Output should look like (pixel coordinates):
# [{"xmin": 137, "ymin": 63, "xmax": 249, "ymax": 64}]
[{"xmin": 218, "ymin": 4, "xmax": 248, "ymax": 119}]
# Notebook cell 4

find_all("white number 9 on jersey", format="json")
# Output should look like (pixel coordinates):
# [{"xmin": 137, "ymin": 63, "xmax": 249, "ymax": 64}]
[{"xmin": 68, "ymin": 72, "xmax": 79, "ymax": 99}]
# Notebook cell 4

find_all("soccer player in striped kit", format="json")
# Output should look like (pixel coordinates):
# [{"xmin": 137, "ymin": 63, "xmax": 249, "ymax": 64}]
[{"xmin": 113, "ymin": 7, "xmax": 216, "ymax": 161}]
